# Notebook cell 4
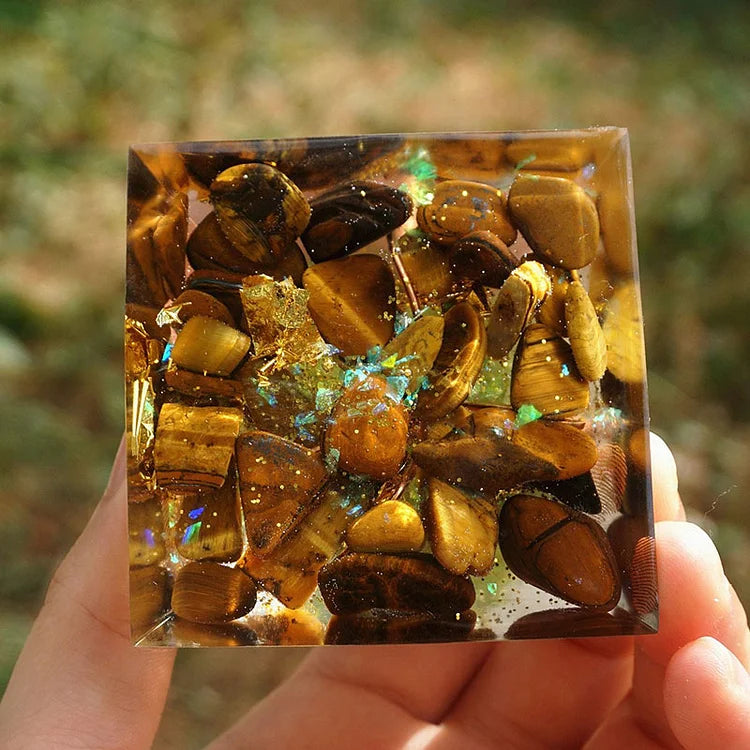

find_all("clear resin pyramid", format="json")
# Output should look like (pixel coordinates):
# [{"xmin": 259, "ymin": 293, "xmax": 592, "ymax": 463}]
[{"xmin": 126, "ymin": 130, "xmax": 656, "ymax": 646}]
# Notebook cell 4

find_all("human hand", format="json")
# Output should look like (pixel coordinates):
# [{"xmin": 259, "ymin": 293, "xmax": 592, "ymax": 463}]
[{"xmin": 1, "ymin": 435, "xmax": 748, "ymax": 749}]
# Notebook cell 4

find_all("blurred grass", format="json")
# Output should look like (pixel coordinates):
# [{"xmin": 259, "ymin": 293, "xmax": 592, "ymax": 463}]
[{"xmin": 1, "ymin": 1, "xmax": 749, "ymax": 747}]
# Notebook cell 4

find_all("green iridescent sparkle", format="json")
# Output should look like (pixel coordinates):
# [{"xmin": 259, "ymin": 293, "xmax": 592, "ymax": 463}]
[
  {"xmin": 514, "ymin": 153, "xmax": 537, "ymax": 169},
  {"xmin": 404, "ymin": 148, "xmax": 437, "ymax": 181},
  {"xmin": 515, "ymin": 403, "xmax": 543, "ymax": 427},
  {"xmin": 399, "ymin": 147, "xmax": 437, "ymax": 207}
]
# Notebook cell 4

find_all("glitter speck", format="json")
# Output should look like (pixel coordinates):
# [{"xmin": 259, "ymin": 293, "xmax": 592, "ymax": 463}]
[{"xmin": 487, "ymin": 582, "xmax": 498, "ymax": 595}]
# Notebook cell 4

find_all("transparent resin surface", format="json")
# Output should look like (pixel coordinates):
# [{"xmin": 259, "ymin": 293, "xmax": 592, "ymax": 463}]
[{"xmin": 126, "ymin": 130, "xmax": 656, "ymax": 646}]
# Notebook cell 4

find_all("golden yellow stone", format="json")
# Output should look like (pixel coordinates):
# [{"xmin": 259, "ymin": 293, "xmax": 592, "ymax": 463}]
[
  {"xmin": 426, "ymin": 478, "xmax": 498, "ymax": 576},
  {"xmin": 565, "ymin": 279, "xmax": 608, "ymax": 381},
  {"xmin": 170, "ymin": 315, "xmax": 251, "ymax": 376},
  {"xmin": 508, "ymin": 174, "xmax": 599, "ymax": 270},
  {"xmin": 511, "ymin": 323, "xmax": 590, "ymax": 416},
  {"xmin": 346, "ymin": 500, "xmax": 425, "ymax": 553},
  {"xmin": 302, "ymin": 254, "xmax": 396, "ymax": 356},
  {"xmin": 154, "ymin": 403, "xmax": 243, "ymax": 488},
  {"xmin": 603, "ymin": 280, "xmax": 646, "ymax": 383}
]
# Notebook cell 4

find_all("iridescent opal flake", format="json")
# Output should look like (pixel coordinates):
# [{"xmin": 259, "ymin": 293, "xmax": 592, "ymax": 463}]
[{"xmin": 126, "ymin": 130, "xmax": 656, "ymax": 646}]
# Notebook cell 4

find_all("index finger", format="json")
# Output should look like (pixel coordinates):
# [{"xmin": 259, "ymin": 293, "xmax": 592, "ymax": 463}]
[
  {"xmin": 650, "ymin": 432, "xmax": 685, "ymax": 522},
  {"xmin": 0, "ymin": 438, "xmax": 175, "ymax": 750}
]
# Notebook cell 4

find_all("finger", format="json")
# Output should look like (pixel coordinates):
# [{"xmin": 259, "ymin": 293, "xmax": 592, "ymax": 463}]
[
  {"xmin": 0, "ymin": 438, "xmax": 175, "ymax": 750},
  {"xmin": 632, "ymin": 522, "xmax": 750, "ymax": 743},
  {"xmin": 663, "ymin": 636, "xmax": 750, "ymax": 750},
  {"xmin": 585, "ymin": 521, "xmax": 750, "ymax": 749},
  {"xmin": 650, "ymin": 432, "xmax": 685, "ymax": 522},
  {"xmin": 301, "ymin": 641, "xmax": 493, "ymax": 722},
  {"xmin": 435, "ymin": 432, "xmax": 684, "ymax": 748},
  {"xmin": 437, "ymin": 634, "xmax": 632, "ymax": 748},
  {"xmin": 205, "ymin": 642, "xmax": 491, "ymax": 750},
  {"xmin": 638, "ymin": 522, "xmax": 750, "ymax": 669}
]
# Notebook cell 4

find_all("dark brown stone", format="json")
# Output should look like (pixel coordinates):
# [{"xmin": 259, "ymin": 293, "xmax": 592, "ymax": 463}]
[
  {"xmin": 302, "ymin": 181, "xmax": 412, "ymax": 261},
  {"xmin": 499, "ymin": 494, "xmax": 621, "ymax": 611},
  {"xmin": 325, "ymin": 608, "xmax": 476, "ymax": 644},
  {"xmin": 318, "ymin": 553, "xmax": 476, "ymax": 615}
]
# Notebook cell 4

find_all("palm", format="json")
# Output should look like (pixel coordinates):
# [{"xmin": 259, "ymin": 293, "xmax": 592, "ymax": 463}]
[{"xmin": 2, "ymin": 436, "xmax": 748, "ymax": 750}]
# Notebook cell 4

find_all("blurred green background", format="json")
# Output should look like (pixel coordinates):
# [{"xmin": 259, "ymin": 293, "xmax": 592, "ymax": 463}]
[{"xmin": 1, "ymin": 0, "xmax": 749, "ymax": 746}]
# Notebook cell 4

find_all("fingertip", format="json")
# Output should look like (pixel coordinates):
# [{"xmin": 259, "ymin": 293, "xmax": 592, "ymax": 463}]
[
  {"xmin": 664, "ymin": 636, "xmax": 750, "ymax": 750},
  {"xmin": 639, "ymin": 522, "xmax": 750, "ymax": 671},
  {"xmin": 641, "ymin": 522, "xmax": 729, "ymax": 661},
  {"xmin": 649, "ymin": 432, "xmax": 685, "ymax": 522}
]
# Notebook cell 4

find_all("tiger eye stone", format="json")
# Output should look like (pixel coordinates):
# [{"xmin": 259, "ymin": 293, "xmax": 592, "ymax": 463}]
[
  {"xmin": 172, "ymin": 561, "xmax": 257, "ymax": 624},
  {"xmin": 167, "ymin": 289, "xmax": 235, "ymax": 326},
  {"xmin": 417, "ymin": 180, "xmax": 517, "ymax": 246},
  {"xmin": 153, "ymin": 403, "xmax": 243, "ymax": 488},
  {"xmin": 127, "ymin": 188, "xmax": 188, "ymax": 307},
  {"xmin": 236, "ymin": 431, "xmax": 328, "ymax": 556},
  {"xmin": 603, "ymin": 280, "xmax": 646, "ymax": 384},
  {"xmin": 486, "ymin": 261, "xmax": 550, "ymax": 359},
  {"xmin": 302, "ymin": 181, "xmax": 412, "ymax": 261},
  {"xmin": 187, "ymin": 211, "xmax": 307, "ymax": 283},
  {"xmin": 565, "ymin": 279, "xmax": 607, "ymax": 382},
  {"xmin": 241, "ymin": 478, "xmax": 376, "ymax": 609},
  {"xmin": 303, "ymin": 254, "xmax": 396, "ymax": 356},
  {"xmin": 395, "ymin": 232, "xmax": 462, "ymax": 308},
  {"xmin": 163, "ymin": 363, "xmax": 245, "ymax": 403},
  {"xmin": 326, "ymin": 609, "xmax": 476, "ymax": 644},
  {"xmin": 537, "ymin": 266, "xmax": 570, "ymax": 337},
  {"xmin": 511, "ymin": 323, "xmax": 590, "ymax": 417},
  {"xmin": 508, "ymin": 174, "xmax": 599, "ymax": 270},
  {"xmin": 128, "ymin": 497, "xmax": 166, "ymax": 567},
  {"xmin": 318, "ymin": 553, "xmax": 476, "ymax": 615},
  {"xmin": 210, "ymin": 163, "xmax": 311, "ymax": 264},
  {"xmin": 130, "ymin": 565, "xmax": 172, "ymax": 639},
  {"xmin": 415, "ymin": 301, "xmax": 487, "ymax": 421},
  {"xmin": 381, "ymin": 314, "xmax": 444, "ymax": 393},
  {"xmin": 448, "ymin": 230, "xmax": 518, "ymax": 289},
  {"xmin": 412, "ymin": 408, "xmax": 597, "ymax": 495},
  {"xmin": 325, "ymin": 375, "xmax": 409, "ymax": 479},
  {"xmin": 505, "ymin": 138, "xmax": 593, "ymax": 172},
  {"xmin": 170, "ymin": 316, "xmax": 251, "ymax": 377},
  {"xmin": 169, "ymin": 481, "xmax": 243, "ymax": 563},
  {"xmin": 499, "ymin": 494, "xmax": 621, "ymax": 611},
  {"xmin": 425, "ymin": 478, "xmax": 498, "ymax": 576}
]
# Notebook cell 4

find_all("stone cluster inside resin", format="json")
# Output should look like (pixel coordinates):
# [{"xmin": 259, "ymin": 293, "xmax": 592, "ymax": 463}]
[{"xmin": 126, "ymin": 130, "xmax": 657, "ymax": 646}]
